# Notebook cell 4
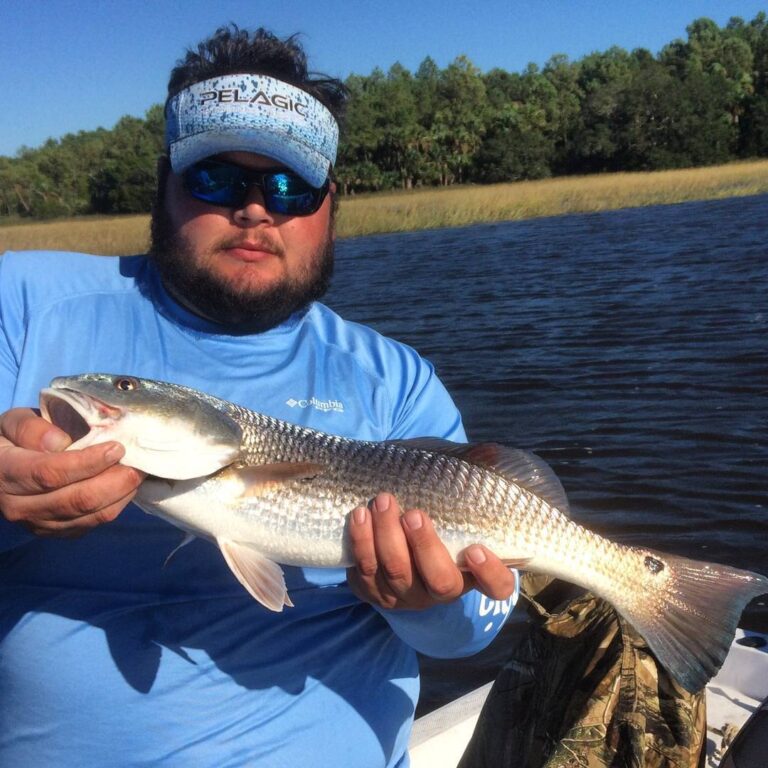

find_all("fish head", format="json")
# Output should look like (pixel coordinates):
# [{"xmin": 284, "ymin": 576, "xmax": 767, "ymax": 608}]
[{"xmin": 40, "ymin": 374, "xmax": 242, "ymax": 480}]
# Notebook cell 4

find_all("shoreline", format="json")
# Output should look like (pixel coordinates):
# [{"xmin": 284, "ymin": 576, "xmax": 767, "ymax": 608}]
[{"xmin": 1, "ymin": 159, "xmax": 768, "ymax": 254}]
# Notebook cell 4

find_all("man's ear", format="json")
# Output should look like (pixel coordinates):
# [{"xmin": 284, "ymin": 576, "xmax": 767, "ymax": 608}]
[
  {"xmin": 156, "ymin": 155, "xmax": 171, "ymax": 180},
  {"xmin": 328, "ymin": 181, "xmax": 339, "ymax": 228}
]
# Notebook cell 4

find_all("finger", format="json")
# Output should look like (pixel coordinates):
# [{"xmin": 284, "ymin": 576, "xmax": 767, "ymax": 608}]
[
  {"xmin": 400, "ymin": 509, "xmax": 466, "ymax": 602},
  {"xmin": 3, "ymin": 464, "xmax": 143, "ymax": 525},
  {"xmin": 346, "ymin": 505, "xmax": 379, "ymax": 593},
  {"xmin": 21, "ymin": 483, "xmax": 141, "ymax": 538},
  {"xmin": 346, "ymin": 504, "xmax": 402, "ymax": 609},
  {"xmin": 0, "ymin": 441, "xmax": 127, "ymax": 495},
  {"xmin": 347, "ymin": 505, "xmax": 378, "ymax": 576},
  {"xmin": 461, "ymin": 545, "xmax": 520, "ymax": 600},
  {"xmin": 370, "ymin": 493, "xmax": 416, "ymax": 598},
  {"xmin": 0, "ymin": 408, "xmax": 72, "ymax": 452}
]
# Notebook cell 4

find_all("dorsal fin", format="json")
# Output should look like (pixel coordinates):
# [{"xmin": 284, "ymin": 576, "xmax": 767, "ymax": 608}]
[{"xmin": 387, "ymin": 438, "xmax": 570, "ymax": 514}]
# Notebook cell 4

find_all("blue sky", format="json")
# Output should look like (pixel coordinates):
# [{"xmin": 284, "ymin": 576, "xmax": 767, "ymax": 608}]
[{"xmin": 1, "ymin": 0, "xmax": 766, "ymax": 157}]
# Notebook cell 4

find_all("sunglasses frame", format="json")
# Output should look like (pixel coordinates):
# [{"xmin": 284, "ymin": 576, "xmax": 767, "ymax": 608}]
[{"xmin": 181, "ymin": 159, "xmax": 330, "ymax": 217}]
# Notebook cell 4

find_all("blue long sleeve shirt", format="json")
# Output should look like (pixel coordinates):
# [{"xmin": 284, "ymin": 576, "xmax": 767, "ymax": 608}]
[{"xmin": 0, "ymin": 251, "xmax": 514, "ymax": 767}]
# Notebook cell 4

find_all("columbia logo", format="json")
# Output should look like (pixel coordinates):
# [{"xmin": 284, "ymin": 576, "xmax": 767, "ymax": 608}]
[{"xmin": 286, "ymin": 396, "xmax": 345, "ymax": 414}]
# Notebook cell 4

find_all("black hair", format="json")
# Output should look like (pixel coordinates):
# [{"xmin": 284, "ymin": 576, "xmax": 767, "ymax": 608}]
[{"xmin": 166, "ymin": 24, "xmax": 347, "ymax": 125}]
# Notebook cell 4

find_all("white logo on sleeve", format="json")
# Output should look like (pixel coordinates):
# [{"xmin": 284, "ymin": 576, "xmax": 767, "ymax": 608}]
[
  {"xmin": 478, "ymin": 595, "xmax": 514, "ymax": 632},
  {"xmin": 286, "ymin": 396, "xmax": 345, "ymax": 414}
]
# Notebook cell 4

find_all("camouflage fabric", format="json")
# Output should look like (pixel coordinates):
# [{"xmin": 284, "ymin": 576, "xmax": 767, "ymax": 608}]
[{"xmin": 458, "ymin": 574, "xmax": 706, "ymax": 768}]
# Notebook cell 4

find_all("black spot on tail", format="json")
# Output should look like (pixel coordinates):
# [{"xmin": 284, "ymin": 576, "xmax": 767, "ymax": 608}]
[{"xmin": 644, "ymin": 555, "xmax": 665, "ymax": 574}]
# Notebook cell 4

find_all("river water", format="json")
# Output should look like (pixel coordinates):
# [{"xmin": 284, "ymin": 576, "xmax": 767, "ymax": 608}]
[{"xmin": 326, "ymin": 194, "xmax": 768, "ymax": 709}]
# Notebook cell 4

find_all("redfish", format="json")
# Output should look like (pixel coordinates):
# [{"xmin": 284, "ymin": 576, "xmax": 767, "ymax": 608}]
[{"xmin": 40, "ymin": 373, "xmax": 768, "ymax": 693}]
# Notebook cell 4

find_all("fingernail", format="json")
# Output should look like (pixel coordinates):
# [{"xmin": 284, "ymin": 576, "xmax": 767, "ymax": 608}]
[
  {"xmin": 402, "ymin": 509, "xmax": 423, "ymax": 531},
  {"xmin": 353, "ymin": 506, "xmax": 367, "ymax": 525},
  {"xmin": 41, "ymin": 430, "xmax": 71, "ymax": 452},
  {"xmin": 466, "ymin": 545, "xmax": 487, "ymax": 565},
  {"xmin": 104, "ymin": 443, "xmax": 125, "ymax": 462},
  {"xmin": 129, "ymin": 468, "xmax": 145, "ymax": 485},
  {"xmin": 372, "ymin": 493, "xmax": 390, "ymax": 514}
]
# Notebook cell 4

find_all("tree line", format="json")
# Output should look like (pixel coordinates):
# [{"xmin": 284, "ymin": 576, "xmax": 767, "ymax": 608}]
[{"xmin": 2, "ymin": 14, "xmax": 768, "ymax": 219}]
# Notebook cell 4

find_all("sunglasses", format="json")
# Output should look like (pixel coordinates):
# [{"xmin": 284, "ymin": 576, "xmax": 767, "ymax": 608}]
[{"xmin": 182, "ymin": 159, "xmax": 330, "ymax": 216}]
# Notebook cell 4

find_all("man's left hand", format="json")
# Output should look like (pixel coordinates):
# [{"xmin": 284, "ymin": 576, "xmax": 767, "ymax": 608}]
[{"xmin": 346, "ymin": 492, "xmax": 518, "ymax": 610}]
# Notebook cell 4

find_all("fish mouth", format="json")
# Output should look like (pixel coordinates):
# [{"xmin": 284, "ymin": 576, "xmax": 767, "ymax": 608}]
[{"xmin": 39, "ymin": 387, "xmax": 122, "ymax": 448}]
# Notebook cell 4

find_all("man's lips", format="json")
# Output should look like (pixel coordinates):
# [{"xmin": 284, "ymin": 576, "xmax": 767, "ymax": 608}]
[{"xmin": 222, "ymin": 242, "xmax": 282, "ymax": 262}]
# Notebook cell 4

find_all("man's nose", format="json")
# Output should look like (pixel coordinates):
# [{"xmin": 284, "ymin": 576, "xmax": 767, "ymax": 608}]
[{"xmin": 233, "ymin": 185, "xmax": 274, "ymax": 226}]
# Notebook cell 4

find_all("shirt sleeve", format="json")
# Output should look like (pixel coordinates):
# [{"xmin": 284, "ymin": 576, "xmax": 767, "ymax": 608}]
[
  {"xmin": 0, "ymin": 253, "xmax": 38, "ymax": 551},
  {"xmin": 376, "ymin": 579, "xmax": 519, "ymax": 658},
  {"xmin": 374, "ymin": 349, "xmax": 518, "ymax": 657},
  {"xmin": 0, "ymin": 253, "xmax": 21, "ymax": 412}
]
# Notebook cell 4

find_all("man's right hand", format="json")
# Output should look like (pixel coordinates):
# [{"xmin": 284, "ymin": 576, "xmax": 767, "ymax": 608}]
[{"xmin": 0, "ymin": 408, "xmax": 144, "ymax": 537}]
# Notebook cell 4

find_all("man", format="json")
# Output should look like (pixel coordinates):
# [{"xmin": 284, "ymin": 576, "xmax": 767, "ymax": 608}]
[{"xmin": 0, "ymin": 26, "xmax": 517, "ymax": 767}]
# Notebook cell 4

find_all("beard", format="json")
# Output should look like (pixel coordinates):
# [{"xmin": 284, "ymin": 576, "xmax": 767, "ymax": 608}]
[{"xmin": 148, "ymin": 200, "xmax": 335, "ymax": 333}]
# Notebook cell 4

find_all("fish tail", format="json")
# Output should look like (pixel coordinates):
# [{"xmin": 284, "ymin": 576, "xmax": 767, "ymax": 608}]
[{"xmin": 625, "ymin": 553, "xmax": 767, "ymax": 693}]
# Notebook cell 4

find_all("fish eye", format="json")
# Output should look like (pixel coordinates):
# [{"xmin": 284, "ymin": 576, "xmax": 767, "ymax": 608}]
[{"xmin": 114, "ymin": 377, "xmax": 139, "ymax": 392}]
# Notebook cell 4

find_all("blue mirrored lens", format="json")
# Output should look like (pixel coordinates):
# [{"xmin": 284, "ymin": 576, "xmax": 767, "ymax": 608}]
[
  {"xmin": 185, "ymin": 164, "xmax": 246, "ymax": 206},
  {"xmin": 264, "ymin": 173, "xmax": 320, "ymax": 215},
  {"xmin": 183, "ymin": 162, "xmax": 326, "ymax": 215}
]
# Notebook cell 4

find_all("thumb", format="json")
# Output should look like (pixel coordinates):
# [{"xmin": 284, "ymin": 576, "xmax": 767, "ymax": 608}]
[{"xmin": 0, "ymin": 408, "xmax": 72, "ymax": 452}]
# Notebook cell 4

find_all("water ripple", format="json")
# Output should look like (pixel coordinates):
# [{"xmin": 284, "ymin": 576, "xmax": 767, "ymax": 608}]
[{"xmin": 328, "ymin": 194, "xmax": 768, "ymax": 592}]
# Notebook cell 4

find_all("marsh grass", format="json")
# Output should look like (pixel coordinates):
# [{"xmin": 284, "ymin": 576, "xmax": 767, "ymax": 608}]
[
  {"xmin": 335, "ymin": 160, "xmax": 768, "ymax": 237},
  {"xmin": 2, "ymin": 160, "xmax": 768, "ymax": 254},
  {"xmin": 0, "ymin": 214, "xmax": 151, "ymax": 256}
]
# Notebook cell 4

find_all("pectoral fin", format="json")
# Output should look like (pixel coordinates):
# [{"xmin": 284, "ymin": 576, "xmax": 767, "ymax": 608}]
[
  {"xmin": 163, "ymin": 533, "xmax": 196, "ymax": 568},
  {"xmin": 218, "ymin": 539, "xmax": 294, "ymax": 611},
  {"xmin": 229, "ymin": 462, "xmax": 325, "ymax": 498}
]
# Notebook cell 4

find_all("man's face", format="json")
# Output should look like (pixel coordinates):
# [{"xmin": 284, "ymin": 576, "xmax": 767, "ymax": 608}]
[{"xmin": 150, "ymin": 151, "xmax": 335, "ymax": 330}]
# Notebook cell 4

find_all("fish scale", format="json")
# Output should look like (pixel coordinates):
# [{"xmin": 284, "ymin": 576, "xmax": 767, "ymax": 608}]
[{"xmin": 39, "ymin": 373, "xmax": 768, "ymax": 693}]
